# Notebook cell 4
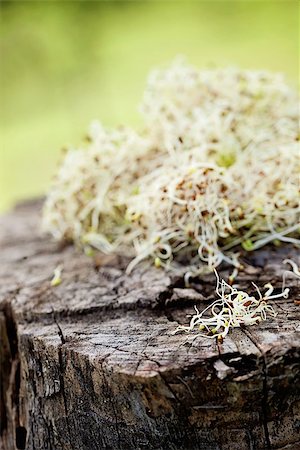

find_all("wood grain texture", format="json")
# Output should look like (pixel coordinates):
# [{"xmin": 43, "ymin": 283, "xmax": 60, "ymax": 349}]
[{"xmin": 0, "ymin": 200, "xmax": 299, "ymax": 450}]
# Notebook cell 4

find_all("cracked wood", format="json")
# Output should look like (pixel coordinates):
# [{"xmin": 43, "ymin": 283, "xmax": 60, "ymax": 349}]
[{"xmin": 0, "ymin": 199, "xmax": 299, "ymax": 450}]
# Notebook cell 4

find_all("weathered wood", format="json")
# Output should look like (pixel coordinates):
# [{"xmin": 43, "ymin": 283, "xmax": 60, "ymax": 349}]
[{"xmin": 0, "ymin": 200, "xmax": 299, "ymax": 450}]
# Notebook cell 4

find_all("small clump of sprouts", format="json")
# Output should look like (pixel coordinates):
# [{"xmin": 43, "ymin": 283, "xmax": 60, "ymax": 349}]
[
  {"xmin": 43, "ymin": 60, "xmax": 300, "ymax": 274},
  {"xmin": 175, "ymin": 271, "xmax": 290, "ymax": 340}
]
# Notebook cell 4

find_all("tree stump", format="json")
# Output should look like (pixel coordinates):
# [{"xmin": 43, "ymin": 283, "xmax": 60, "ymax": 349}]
[{"xmin": 0, "ymin": 200, "xmax": 299, "ymax": 450}]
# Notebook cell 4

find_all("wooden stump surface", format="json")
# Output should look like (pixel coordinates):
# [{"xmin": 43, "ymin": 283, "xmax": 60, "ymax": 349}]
[{"xmin": 0, "ymin": 200, "xmax": 299, "ymax": 450}]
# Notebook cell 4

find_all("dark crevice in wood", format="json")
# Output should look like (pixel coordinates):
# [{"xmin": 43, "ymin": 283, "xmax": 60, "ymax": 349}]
[
  {"xmin": 0, "ymin": 298, "xmax": 24, "ymax": 450},
  {"xmin": 219, "ymin": 352, "xmax": 258, "ymax": 379},
  {"xmin": 3, "ymin": 298, "xmax": 20, "ymax": 359},
  {"xmin": 15, "ymin": 426, "xmax": 27, "ymax": 450},
  {"xmin": 50, "ymin": 305, "xmax": 66, "ymax": 345}
]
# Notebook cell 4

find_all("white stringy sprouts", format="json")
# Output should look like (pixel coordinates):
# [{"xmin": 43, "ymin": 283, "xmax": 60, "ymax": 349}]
[
  {"xmin": 43, "ymin": 60, "xmax": 300, "ymax": 273},
  {"xmin": 175, "ymin": 271, "xmax": 290, "ymax": 340}
]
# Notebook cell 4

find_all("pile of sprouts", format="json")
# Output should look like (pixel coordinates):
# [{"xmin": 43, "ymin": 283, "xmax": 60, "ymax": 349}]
[{"xmin": 43, "ymin": 60, "xmax": 299, "ymax": 276}]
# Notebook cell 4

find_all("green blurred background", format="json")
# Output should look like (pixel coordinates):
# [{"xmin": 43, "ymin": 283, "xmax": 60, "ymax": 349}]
[{"xmin": 0, "ymin": 0, "xmax": 298, "ymax": 212}]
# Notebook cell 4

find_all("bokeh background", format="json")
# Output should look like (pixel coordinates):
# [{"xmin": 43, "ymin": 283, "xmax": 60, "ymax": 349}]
[{"xmin": 0, "ymin": 0, "xmax": 298, "ymax": 212}]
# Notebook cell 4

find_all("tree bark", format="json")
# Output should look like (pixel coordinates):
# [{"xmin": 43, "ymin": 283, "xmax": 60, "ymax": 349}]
[{"xmin": 0, "ymin": 199, "xmax": 299, "ymax": 450}]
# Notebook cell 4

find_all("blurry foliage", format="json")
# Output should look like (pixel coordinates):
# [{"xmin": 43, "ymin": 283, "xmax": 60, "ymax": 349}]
[{"xmin": 0, "ymin": 0, "xmax": 298, "ymax": 211}]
